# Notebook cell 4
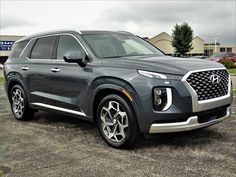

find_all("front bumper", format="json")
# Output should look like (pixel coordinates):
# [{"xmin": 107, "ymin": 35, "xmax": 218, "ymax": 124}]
[{"xmin": 149, "ymin": 107, "xmax": 231, "ymax": 133}]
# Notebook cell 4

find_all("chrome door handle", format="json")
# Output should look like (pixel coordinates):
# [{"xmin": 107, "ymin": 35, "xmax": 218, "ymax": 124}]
[
  {"xmin": 21, "ymin": 66, "xmax": 29, "ymax": 71},
  {"xmin": 51, "ymin": 68, "xmax": 60, "ymax": 72}
]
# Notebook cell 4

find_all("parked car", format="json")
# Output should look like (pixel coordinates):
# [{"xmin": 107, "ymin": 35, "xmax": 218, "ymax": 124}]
[
  {"xmin": 207, "ymin": 52, "xmax": 236, "ymax": 62},
  {"xmin": 4, "ymin": 30, "xmax": 232, "ymax": 148},
  {"xmin": 0, "ymin": 64, "xmax": 3, "ymax": 70},
  {"xmin": 192, "ymin": 55, "xmax": 208, "ymax": 59}
]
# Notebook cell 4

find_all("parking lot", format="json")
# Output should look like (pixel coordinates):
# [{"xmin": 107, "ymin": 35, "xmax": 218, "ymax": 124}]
[{"xmin": 0, "ymin": 82, "xmax": 236, "ymax": 176}]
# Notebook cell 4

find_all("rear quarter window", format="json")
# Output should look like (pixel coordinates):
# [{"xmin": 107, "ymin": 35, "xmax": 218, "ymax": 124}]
[{"xmin": 9, "ymin": 40, "xmax": 29, "ymax": 58}]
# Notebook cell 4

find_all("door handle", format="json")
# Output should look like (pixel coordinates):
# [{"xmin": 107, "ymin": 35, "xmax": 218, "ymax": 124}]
[
  {"xmin": 21, "ymin": 66, "xmax": 29, "ymax": 71},
  {"xmin": 51, "ymin": 68, "xmax": 60, "ymax": 72}
]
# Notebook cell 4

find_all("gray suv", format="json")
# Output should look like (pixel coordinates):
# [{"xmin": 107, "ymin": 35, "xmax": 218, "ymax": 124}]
[{"xmin": 3, "ymin": 30, "xmax": 232, "ymax": 148}]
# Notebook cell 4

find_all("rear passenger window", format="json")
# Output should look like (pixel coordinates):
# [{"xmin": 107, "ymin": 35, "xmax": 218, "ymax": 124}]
[
  {"xmin": 9, "ymin": 40, "xmax": 29, "ymax": 58},
  {"xmin": 31, "ymin": 36, "xmax": 54, "ymax": 59},
  {"xmin": 57, "ymin": 35, "xmax": 83, "ymax": 59}
]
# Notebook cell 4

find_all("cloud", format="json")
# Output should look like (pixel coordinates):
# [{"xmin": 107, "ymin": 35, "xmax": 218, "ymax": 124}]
[
  {"xmin": 1, "ymin": 16, "xmax": 35, "ymax": 29},
  {"xmin": 99, "ymin": 1, "xmax": 236, "ymax": 44},
  {"xmin": 0, "ymin": 1, "xmax": 235, "ymax": 45}
]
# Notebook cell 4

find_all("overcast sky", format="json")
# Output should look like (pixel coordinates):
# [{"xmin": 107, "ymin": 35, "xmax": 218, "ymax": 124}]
[{"xmin": 1, "ymin": 0, "xmax": 236, "ymax": 45}]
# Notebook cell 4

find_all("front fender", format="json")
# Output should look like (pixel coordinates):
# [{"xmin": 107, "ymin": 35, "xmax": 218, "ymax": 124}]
[{"xmin": 85, "ymin": 78, "xmax": 142, "ymax": 131}]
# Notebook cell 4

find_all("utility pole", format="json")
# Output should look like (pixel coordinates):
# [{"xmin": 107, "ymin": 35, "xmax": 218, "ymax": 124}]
[{"xmin": 214, "ymin": 37, "xmax": 218, "ymax": 53}]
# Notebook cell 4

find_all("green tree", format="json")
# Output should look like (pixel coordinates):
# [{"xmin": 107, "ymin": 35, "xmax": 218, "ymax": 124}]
[{"xmin": 171, "ymin": 22, "xmax": 193, "ymax": 56}]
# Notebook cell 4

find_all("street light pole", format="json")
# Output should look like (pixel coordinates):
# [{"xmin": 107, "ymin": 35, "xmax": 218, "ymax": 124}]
[{"xmin": 214, "ymin": 37, "xmax": 218, "ymax": 53}]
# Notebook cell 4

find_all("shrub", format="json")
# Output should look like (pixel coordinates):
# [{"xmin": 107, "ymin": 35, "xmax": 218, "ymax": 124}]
[{"xmin": 220, "ymin": 60, "xmax": 234, "ymax": 69}]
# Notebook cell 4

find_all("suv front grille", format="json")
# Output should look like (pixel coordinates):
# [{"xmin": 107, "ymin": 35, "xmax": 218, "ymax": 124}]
[{"xmin": 186, "ymin": 69, "xmax": 229, "ymax": 101}]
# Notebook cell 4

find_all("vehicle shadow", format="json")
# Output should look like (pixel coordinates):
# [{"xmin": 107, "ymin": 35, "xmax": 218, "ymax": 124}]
[
  {"xmin": 33, "ymin": 111, "xmax": 97, "ymax": 130},
  {"xmin": 31, "ymin": 111, "xmax": 225, "ymax": 149},
  {"xmin": 134, "ymin": 128, "xmax": 225, "ymax": 149}
]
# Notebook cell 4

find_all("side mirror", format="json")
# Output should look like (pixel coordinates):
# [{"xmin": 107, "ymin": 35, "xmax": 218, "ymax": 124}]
[{"xmin": 63, "ymin": 51, "xmax": 86, "ymax": 67}]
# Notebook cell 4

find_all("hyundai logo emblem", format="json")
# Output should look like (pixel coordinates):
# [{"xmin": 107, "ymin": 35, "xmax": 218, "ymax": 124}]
[{"xmin": 209, "ymin": 74, "xmax": 221, "ymax": 84}]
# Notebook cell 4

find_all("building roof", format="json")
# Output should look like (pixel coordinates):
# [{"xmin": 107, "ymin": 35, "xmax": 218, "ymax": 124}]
[
  {"xmin": 0, "ymin": 35, "xmax": 25, "ymax": 38},
  {"xmin": 150, "ymin": 32, "xmax": 171, "ymax": 39},
  {"xmin": 150, "ymin": 32, "xmax": 204, "ymax": 41},
  {"xmin": 193, "ymin": 36, "xmax": 204, "ymax": 41}
]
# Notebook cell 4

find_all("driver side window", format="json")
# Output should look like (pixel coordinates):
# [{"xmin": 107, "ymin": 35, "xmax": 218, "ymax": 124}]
[{"xmin": 57, "ymin": 35, "xmax": 83, "ymax": 59}]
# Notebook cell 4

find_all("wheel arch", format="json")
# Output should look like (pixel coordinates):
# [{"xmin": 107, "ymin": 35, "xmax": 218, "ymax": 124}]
[
  {"xmin": 90, "ymin": 83, "xmax": 142, "ymax": 132},
  {"xmin": 6, "ymin": 78, "xmax": 26, "ymax": 100}
]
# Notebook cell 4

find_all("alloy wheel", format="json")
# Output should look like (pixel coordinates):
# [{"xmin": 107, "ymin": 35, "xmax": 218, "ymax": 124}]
[
  {"xmin": 100, "ymin": 101, "xmax": 129, "ymax": 143},
  {"xmin": 11, "ymin": 88, "xmax": 25, "ymax": 118}
]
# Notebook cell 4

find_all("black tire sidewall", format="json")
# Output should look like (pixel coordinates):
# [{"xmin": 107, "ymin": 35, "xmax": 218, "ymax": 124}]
[{"xmin": 97, "ymin": 94, "xmax": 138, "ymax": 148}]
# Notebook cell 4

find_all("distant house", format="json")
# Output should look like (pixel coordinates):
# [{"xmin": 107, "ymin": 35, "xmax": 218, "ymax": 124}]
[
  {"xmin": 189, "ymin": 36, "xmax": 205, "ymax": 55},
  {"xmin": 148, "ymin": 32, "xmax": 174, "ymax": 55},
  {"xmin": 148, "ymin": 32, "xmax": 204, "ymax": 56},
  {"xmin": 204, "ymin": 44, "xmax": 236, "ymax": 56}
]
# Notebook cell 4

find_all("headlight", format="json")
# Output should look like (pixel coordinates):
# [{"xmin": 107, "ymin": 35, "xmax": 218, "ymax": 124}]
[
  {"xmin": 153, "ymin": 88, "xmax": 172, "ymax": 111},
  {"xmin": 137, "ymin": 70, "xmax": 167, "ymax": 79},
  {"xmin": 138, "ymin": 70, "xmax": 182, "ymax": 80}
]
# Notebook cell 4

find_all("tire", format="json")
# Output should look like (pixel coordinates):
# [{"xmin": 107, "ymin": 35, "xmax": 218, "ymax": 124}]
[
  {"xmin": 9, "ymin": 85, "xmax": 35, "ymax": 121},
  {"xmin": 97, "ymin": 94, "xmax": 139, "ymax": 148}
]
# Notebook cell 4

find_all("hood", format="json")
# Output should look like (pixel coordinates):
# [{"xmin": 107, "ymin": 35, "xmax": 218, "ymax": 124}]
[{"xmin": 102, "ymin": 56, "xmax": 225, "ymax": 75}]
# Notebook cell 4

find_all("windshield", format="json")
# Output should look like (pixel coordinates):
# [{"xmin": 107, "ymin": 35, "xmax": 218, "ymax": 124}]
[
  {"xmin": 82, "ymin": 34, "xmax": 164, "ymax": 58},
  {"xmin": 210, "ymin": 53, "xmax": 225, "ymax": 58}
]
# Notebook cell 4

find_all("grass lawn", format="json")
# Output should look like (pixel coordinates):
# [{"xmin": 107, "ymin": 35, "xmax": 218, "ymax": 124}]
[
  {"xmin": 0, "ymin": 76, "xmax": 4, "ymax": 86},
  {"xmin": 0, "ymin": 170, "xmax": 4, "ymax": 177},
  {"xmin": 233, "ymin": 89, "xmax": 236, "ymax": 95},
  {"xmin": 228, "ymin": 69, "xmax": 236, "ymax": 75}
]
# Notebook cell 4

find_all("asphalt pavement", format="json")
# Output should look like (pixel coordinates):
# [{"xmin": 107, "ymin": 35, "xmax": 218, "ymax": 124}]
[{"xmin": 0, "ymin": 86, "xmax": 235, "ymax": 177}]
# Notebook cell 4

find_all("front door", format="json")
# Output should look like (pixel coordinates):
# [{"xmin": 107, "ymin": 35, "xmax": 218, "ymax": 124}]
[{"xmin": 47, "ymin": 34, "xmax": 92, "ymax": 116}]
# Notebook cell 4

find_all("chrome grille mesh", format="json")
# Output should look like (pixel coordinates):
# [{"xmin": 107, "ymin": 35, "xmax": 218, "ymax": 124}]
[{"xmin": 186, "ymin": 69, "xmax": 229, "ymax": 101}]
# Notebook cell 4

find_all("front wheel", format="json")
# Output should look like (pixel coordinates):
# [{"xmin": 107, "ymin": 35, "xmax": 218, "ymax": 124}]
[{"xmin": 97, "ymin": 94, "xmax": 139, "ymax": 148}]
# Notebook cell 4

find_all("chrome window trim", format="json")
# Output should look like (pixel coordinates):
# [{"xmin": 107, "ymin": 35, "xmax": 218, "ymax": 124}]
[
  {"xmin": 17, "ymin": 40, "xmax": 31, "ymax": 58},
  {"xmin": 31, "ymin": 103, "xmax": 86, "ymax": 117},
  {"xmin": 182, "ymin": 68, "xmax": 231, "ymax": 112},
  {"xmin": 24, "ymin": 32, "xmax": 89, "ymax": 60}
]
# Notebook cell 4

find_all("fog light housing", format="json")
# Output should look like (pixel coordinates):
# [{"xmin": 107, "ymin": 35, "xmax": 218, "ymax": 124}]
[{"xmin": 153, "ymin": 88, "xmax": 172, "ymax": 111}]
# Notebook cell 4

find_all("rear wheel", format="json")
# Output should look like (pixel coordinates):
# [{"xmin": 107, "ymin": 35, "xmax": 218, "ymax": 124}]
[
  {"xmin": 97, "ymin": 94, "xmax": 139, "ymax": 148},
  {"xmin": 10, "ymin": 85, "xmax": 35, "ymax": 120}
]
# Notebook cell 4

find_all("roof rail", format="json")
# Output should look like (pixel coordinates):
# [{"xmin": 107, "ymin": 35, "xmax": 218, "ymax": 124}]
[{"xmin": 117, "ymin": 31, "xmax": 134, "ymax": 35}]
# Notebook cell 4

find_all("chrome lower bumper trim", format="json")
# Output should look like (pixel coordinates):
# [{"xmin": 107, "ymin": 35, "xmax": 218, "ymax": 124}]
[{"xmin": 149, "ymin": 107, "xmax": 231, "ymax": 133}]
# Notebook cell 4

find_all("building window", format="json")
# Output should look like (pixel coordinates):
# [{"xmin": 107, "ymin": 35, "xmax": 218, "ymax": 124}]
[
  {"xmin": 220, "ymin": 48, "xmax": 225, "ymax": 52},
  {"xmin": 227, "ymin": 48, "xmax": 232, "ymax": 52},
  {"xmin": 204, "ymin": 49, "xmax": 213, "ymax": 56}
]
